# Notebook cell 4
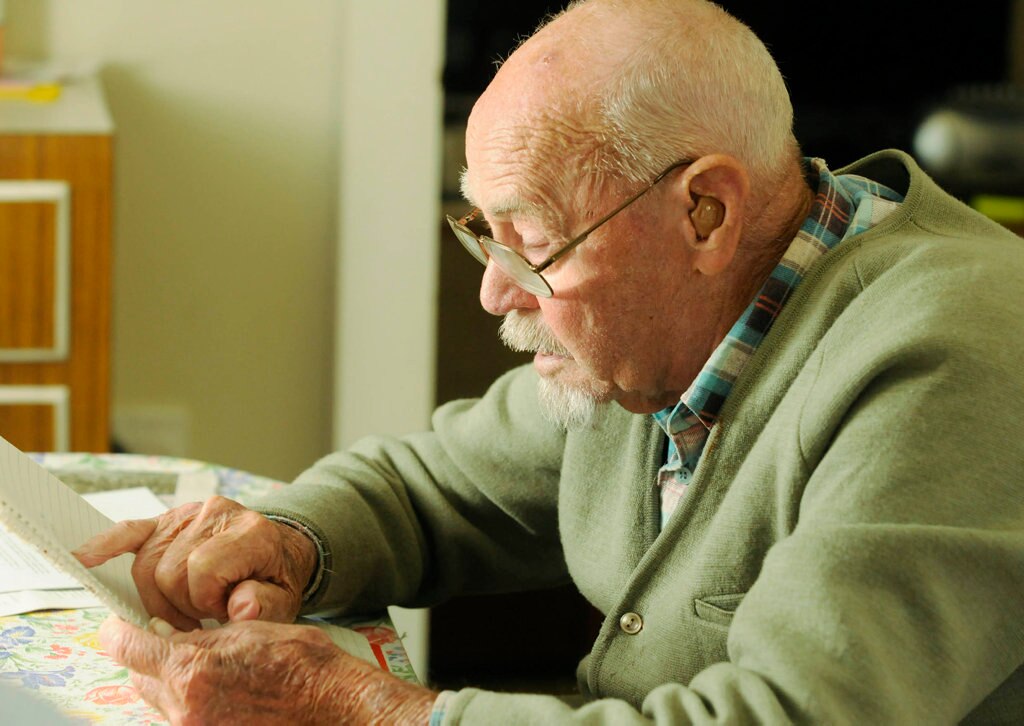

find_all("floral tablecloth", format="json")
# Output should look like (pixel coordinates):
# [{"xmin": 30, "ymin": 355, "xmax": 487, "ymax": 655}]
[{"xmin": 0, "ymin": 453, "xmax": 416, "ymax": 724}]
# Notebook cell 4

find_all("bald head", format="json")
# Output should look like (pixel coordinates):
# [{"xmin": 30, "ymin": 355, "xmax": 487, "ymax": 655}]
[
  {"xmin": 462, "ymin": 8, "xmax": 615, "ymax": 220},
  {"xmin": 464, "ymin": 0, "xmax": 798, "ymax": 209}
]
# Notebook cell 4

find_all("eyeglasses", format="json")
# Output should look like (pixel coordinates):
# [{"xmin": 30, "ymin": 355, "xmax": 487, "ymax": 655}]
[{"xmin": 446, "ymin": 159, "xmax": 693, "ymax": 298}]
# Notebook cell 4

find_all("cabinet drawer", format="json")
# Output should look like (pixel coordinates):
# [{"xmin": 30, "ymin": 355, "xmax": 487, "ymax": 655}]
[
  {"xmin": 0, "ymin": 181, "xmax": 71, "ymax": 362},
  {"xmin": 0, "ymin": 385, "xmax": 70, "ymax": 452}
]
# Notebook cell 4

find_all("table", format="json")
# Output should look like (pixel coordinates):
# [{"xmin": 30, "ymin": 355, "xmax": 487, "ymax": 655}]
[{"xmin": 0, "ymin": 453, "xmax": 416, "ymax": 723}]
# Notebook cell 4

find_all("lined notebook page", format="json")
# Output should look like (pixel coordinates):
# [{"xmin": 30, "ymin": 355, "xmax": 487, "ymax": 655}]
[
  {"xmin": 0, "ymin": 438, "xmax": 379, "ymax": 666},
  {"xmin": 0, "ymin": 437, "xmax": 148, "ymax": 627}
]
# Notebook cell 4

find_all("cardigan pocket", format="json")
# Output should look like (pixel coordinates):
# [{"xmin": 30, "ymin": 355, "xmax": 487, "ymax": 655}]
[{"xmin": 694, "ymin": 593, "xmax": 746, "ymax": 627}]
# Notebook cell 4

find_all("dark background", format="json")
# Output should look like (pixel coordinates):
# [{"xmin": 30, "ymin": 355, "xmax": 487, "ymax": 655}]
[
  {"xmin": 430, "ymin": 0, "xmax": 1018, "ymax": 692},
  {"xmin": 442, "ymin": 0, "xmax": 1014, "ymax": 167}
]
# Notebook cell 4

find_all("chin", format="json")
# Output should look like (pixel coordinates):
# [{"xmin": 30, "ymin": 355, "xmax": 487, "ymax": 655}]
[
  {"xmin": 537, "ymin": 356, "xmax": 614, "ymax": 401},
  {"xmin": 533, "ymin": 360, "xmax": 618, "ymax": 430}
]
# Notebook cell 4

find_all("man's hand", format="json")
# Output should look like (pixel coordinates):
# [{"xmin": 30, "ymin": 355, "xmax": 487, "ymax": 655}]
[
  {"xmin": 73, "ymin": 496, "xmax": 318, "ymax": 630},
  {"xmin": 100, "ymin": 617, "xmax": 437, "ymax": 725}
]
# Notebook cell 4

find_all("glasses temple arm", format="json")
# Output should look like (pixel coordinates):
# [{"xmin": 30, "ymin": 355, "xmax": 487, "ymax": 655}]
[{"xmin": 535, "ymin": 174, "xmax": 665, "ymax": 273}]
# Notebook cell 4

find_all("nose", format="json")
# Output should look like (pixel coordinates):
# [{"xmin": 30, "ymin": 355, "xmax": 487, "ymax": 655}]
[{"xmin": 479, "ymin": 261, "xmax": 540, "ymax": 316}]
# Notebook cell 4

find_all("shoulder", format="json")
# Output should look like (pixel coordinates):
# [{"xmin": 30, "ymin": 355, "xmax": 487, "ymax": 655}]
[{"xmin": 802, "ymin": 152, "xmax": 1024, "ymax": 361}]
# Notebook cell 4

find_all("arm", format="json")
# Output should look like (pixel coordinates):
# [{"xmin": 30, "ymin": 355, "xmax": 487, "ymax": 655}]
[
  {"xmin": 255, "ymin": 364, "xmax": 570, "ymax": 615},
  {"xmin": 75, "ymin": 365, "xmax": 566, "ymax": 627},
  {"xmin": 80, "ymin": 320, "xmax": 1024, "ymax": 723}
]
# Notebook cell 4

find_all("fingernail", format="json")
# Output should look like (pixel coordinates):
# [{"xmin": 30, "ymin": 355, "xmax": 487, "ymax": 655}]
[
  {"xmin": 230, "ymin": 598, "xmax": 260, "ymax": 621},
  {"xmin": 147, "ymin": 617, "xmax": 176, "ymax": 638}
]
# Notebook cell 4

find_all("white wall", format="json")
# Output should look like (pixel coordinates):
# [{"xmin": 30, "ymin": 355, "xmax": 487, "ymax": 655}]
[
  {"xmin": 335, "ymin": 0, "xmax": 445, "ymax": 684},
  {"xmin": 6, "ymin": 0, "xmax": 444, "ymax": 488},
  {"xmin": 7, "ymin": 0, "xmax": 342, "ymax": 480},
  {"xmin": 7, "ymin": 0, "xmax": 445, "ymax": 680}
]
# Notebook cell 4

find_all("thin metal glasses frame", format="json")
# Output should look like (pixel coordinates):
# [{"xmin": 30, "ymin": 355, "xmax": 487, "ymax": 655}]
[{"xmin": 446, "ymin": 159, "xmax": 693, "ymax": 298}]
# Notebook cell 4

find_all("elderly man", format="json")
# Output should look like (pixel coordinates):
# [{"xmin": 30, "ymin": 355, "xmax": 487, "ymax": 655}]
[{"xmin": 76, "ymin": 0, "xmax": 1024, "ymax": 723}]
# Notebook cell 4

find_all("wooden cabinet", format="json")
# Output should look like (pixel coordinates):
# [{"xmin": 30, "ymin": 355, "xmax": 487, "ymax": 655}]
[{"xmin": 0, "ymin": 78, "xmax": 113, "ymax": 452}]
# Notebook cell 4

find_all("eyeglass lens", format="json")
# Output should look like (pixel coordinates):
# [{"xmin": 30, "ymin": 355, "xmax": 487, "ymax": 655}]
[{"xmin": 447, "ymin": 217, "xmax": 553, "ymax": 297}]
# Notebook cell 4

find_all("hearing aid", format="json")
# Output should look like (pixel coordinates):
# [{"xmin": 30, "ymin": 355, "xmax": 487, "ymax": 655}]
[{"xmin": 690, "ymin": 196, "xmax": 725, "ymax": 239}]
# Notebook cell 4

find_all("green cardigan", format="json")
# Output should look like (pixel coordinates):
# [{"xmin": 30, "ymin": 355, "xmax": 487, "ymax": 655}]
[{"xmin": 257, "ymin": 150, "xmax": 1024, "ymax": 724}]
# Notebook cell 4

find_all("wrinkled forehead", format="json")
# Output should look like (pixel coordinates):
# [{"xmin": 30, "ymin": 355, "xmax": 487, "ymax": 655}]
[
  {"xmin": 462, "ymin": 29, "xmax": 615, "ymax": 223},
  {"xmin": 463, "ymin": 102, "xmax": 611, "ymax": 232}
]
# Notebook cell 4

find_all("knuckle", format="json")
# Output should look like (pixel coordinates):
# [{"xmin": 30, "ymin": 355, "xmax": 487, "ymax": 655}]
[
  {"xmin": 199, "ymin": 495, "xmax": 237, "ymax": 518},
  {"xmin": 130, "ymin": 554, "xmax": 153, "ymax": 583},
  {"xmin": 184, "ymin": 546, "xmax": 214, "ymax": 574},
  {"xmin": 166, "ymin": 501, "xmax": 203, "ymax": 528},
  {"xmin": 153, "ymin": 556, "xmax": 186, "ymax": 593},
  {"xmin": 184, "ymin": 556, "xmax": 223, "ymax": 612}
]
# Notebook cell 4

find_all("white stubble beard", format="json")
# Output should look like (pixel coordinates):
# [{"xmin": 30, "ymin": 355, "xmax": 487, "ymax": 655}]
[{"xmin": 499, "ymin": 310, "xmax": 605, "ymax": 430}]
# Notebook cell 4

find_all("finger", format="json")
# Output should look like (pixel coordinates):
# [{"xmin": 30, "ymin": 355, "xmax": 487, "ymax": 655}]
[
  {"xmin": 184, "ymin": 510, "xmax": 299, "ymax": 620},
  {"xmin": 227, "ymin": 580, "xmax": 298, "ymax": 623},
  {"xmin": 99, "ymin": 616, "xmax": 174, "ymax": 678},
  {"xmin": 132, "ymin": 551, "xmax": 201, "ymax": 632},
  {"xmin": 73, "ymin": 518, "xmax": 159, "ymax": 567},
  {"xmin": 155, "ymin": 498, "xmax": 255, "ymax": 621},
  {"xmin": 127, "ymin": 504, "xmax": 205, "ymax": 629},
  {"xmin": 136, "ymin": 587, "xmax": 201, "ymax": 633},
  {"xmin": 147, "ymin": 616, "xmax": 181, "ymax": 638}
]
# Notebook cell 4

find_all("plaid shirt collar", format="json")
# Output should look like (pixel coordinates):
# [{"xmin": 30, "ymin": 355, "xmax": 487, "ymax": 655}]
[{"xmin": 652, "ymin": 158, "xmax": 903, "ymax": 468}]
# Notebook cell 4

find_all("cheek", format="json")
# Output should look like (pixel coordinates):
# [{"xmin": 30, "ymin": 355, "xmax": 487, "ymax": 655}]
[
  {"xmin": 536, "ymin": 302, "xmax": 580, "ymax": 347},
  {"xmin": 540, "ymin": 269, "xmax": 633, "ymax": 347},
  {"xmin": 539, "ymin": 301, "xmax": 620, "ymax": 373}
]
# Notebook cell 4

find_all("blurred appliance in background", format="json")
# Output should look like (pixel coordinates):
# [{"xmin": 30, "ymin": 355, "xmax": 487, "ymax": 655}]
[{"xmin": 914, "ymin": 85, "xmax": 1024, "ymax": 196}]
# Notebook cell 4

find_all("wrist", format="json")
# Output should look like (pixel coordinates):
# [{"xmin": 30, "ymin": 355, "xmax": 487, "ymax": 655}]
[
  {"xmin": 319, "ymin": 651, "xmax": 436, "ymax": 725},
  {"xmin": 266, "ymin": 516, "xmax": 322, "ymax": 604},
  {"xmin": 372, "ymin": 679, "xmax": 437, "ymax": 726},
  {"xmin": 358, "ymin": 669, "xmax": 438, "ymax": 726}
]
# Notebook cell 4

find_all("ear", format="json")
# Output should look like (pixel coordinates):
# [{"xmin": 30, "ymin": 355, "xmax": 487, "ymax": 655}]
[{"xmin": 677, "ymin": 154, "xmax": 749, "ymax": 276}]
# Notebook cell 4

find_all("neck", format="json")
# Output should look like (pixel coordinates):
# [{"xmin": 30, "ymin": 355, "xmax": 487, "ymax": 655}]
[
  {"xmin": 745, "ymin": 158, "xmax": 815, "ymax": 254},
  {"xmin": 729, "ymin": 159, "xmax": 814, "ymax": 308},
  {"xmin": 697, "ymin": 161, "xmax": 815, "ymax": 374}
]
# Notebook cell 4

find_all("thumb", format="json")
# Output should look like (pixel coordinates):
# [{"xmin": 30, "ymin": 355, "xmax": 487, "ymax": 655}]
[
  {"xmin": 99, "ymin": 615, "xmax": 174, "ymax": 677},
  {"xmin": 73, "ymin": 518, "xmax": 159, "ymax": 567},
  {"xmin": 226, "ymin": 579, "xmax": 299, "ymax": 623}
]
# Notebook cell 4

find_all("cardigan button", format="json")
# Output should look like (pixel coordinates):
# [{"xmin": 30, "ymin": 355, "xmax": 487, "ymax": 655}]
[{"xmin": 619, "ymin": 611, "xmax": 643, "ymax": 635}]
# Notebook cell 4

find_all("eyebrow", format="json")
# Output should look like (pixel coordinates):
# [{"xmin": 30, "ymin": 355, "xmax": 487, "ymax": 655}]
[
  {"xmin": 459, "ymin": 169, "xmax": 578, "ymax": 252},
  {"xmin": 459, "ymin": 167, "xmax": 546, "ymax": 220}
]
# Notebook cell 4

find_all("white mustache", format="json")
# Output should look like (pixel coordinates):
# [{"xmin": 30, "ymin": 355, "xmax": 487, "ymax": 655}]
[{"xmin": 499, "ymin": 311, "xmax": 573, "ymax": 357}]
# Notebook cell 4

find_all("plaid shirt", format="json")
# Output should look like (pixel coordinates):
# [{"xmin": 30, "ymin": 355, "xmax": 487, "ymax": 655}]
[{"xmin": 653, "ymin": 159, "xmax": 904, "ymax": 528}]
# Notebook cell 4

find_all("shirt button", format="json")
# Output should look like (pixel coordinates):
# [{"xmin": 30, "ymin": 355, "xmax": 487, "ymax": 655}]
[{"xmin": 619, "ymin": 612, "xmax": 643, "ymax": 635}]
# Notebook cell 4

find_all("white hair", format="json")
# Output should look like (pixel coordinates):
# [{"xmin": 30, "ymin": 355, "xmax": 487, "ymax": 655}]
[
  {"xmin": 542, "ymin": 0, "xmax": 799, "ymax": 191},
  {"xmin": 499, "ymin": 311, "xmax": 605, "ymax": 429}
]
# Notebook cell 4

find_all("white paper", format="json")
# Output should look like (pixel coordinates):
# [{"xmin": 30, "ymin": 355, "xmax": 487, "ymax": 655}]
[
  {"xmin": 0, "ymin": 488, "xmax": 169, "ymax": 601},
  {"xmin": 83, "ymin": 487, "xmax": 168, "ymax": 522},
  {"xmin": 298, "ymin": 618, "xmax": 378, "ymax": 666},
  {"xmin": 0, "ymin": 588, "xmax": 100, "ymax": 613},
  {"xmin": 0, "ymin": 531, "xmax": 81, "ymax": 593},
  {"xmin": 173, "ymin": 470, "xmax": 219, "ymax": 507},
  {"xmin": 0, "ymin": 440, "xmax": 382, "ymax": 667},
  {"xmin": 0, "ymin": 437, "xmax": 150, "ymax": 626}
]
